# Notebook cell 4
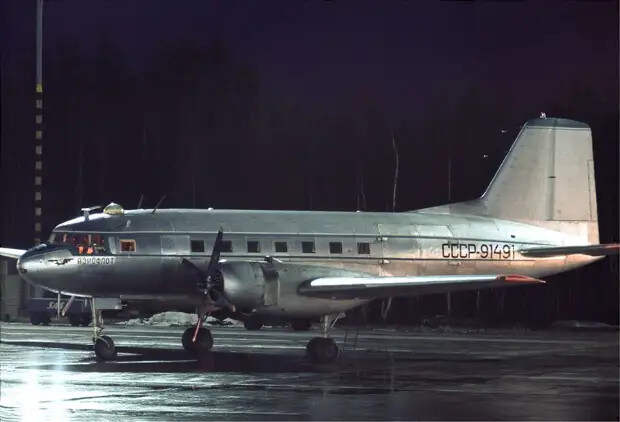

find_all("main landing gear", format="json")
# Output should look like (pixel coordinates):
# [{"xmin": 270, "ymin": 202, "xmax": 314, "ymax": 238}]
[
  {"xmin": 306, "ymin": 314, "xmax": 341, "ymax": 364},
  {"xmin": 182, "ymin": 304, "xmax": 214, "ymax": 355},
  {"xmin": 92, "ymin": 298, "xmax": 117, "ymax": 361}
]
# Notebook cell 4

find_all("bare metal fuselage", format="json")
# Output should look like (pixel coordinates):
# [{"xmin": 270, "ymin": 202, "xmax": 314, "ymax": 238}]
[{"xmin": 17, "ymin": 208, "xmax": 598, "ymax": 318}]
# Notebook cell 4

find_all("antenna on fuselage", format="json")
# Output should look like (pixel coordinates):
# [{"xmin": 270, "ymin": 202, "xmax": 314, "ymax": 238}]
[
  {"xmin": 81, "ymin": 205, "xmax": 102, "ymax": 221},
  {"xmin": 137, "ymin": 194, "xmax": 144, "ymax": 209},
  {"xmin": 152, "ymin": 195, "xmax": 166, "ymax": 214}
]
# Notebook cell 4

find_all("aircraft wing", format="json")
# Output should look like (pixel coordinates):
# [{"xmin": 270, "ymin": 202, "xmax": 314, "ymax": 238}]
[
  {"xmin": 298, "ymin": 274, "xmax": 545, "ymax": 300},
  {"xmin": 0, "ymin": 247, "xmax": 26, "ymax": 259},
  {"xmin": 519, "ymin": 243, "xmax": 620, "ymax": 258}
]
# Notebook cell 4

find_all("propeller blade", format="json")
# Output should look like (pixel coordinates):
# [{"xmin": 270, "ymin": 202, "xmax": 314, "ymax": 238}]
[
  {"xmin": 181, "ymin": 229, "xmax": 235, "ymax": 312},
  {"xmin": 205, "ymin": 228, "xmax": 224, "ymax": 279}
]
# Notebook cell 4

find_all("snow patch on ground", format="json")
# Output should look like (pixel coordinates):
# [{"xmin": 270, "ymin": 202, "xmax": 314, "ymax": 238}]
[{"xmin": 116, "ymin": 311, "xmax": 243, "ymax": 327}]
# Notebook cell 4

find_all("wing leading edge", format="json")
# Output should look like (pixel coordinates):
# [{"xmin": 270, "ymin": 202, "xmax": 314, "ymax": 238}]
[
  {"xmin": 298, "ymin": 274, "xmax": 545, "ymax": 300},
  {"xmin": 520, "ymin": 243, "xmax": 620, "ymax": 258}
]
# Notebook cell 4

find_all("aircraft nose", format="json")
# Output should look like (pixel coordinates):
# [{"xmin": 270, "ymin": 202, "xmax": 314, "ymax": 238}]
[
  {"xmin": 17, "ymin": 251, "xmax": 41, "ymax": 279},
  {"xmin": 17, "ymin": 245, "xmax": 78, "ymax": 292},
  {"xmin": 16, "ymin": 244, "xmax": 52, "ymax": 282}
]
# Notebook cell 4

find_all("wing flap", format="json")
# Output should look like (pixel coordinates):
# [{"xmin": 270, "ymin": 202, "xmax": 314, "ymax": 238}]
[
  {"xmin": 0, "ymin": 247, "xmax": 26, "ymax": 260},
  {"xmin": 520, "ymin": 243, "xmax": 620, "ymax": 257},
  {"xmin": 298, "ymin": 274, "xmax": 545, "ymax": 300}
]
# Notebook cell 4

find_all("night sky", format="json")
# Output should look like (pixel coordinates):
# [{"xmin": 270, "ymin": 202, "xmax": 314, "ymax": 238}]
[
  {"xmin": 7, "ymin": 1, "xmax": 619, "ymax": 120},
  {"xmin": 1, "ymin": 1, "xmax": 618, "ymax": 322}
]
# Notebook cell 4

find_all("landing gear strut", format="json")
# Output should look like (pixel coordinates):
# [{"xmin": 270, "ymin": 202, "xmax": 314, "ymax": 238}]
[
  {"xmin": 182, "ymin": 304, "xmax": 214, "ymax": 354},
  {"xmin": 306, "ymin": 313, "xmax": 340, "ymax": 363},
  {"xmin": 92, "ymin": 298, "xmax": 117, "ymax": 360}
]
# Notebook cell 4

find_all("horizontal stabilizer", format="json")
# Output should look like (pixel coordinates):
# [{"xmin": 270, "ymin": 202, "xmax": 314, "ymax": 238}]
[
  {"xmin": 0, "ymin": 247, "xmax": 26, "ymax": 260},
  {"xmin": 520, "ymin": 243, "xmax": 620, "ymax": 257},
  {"xmin": 298, "ymin": 274, "xmax": 545, "ymax": 300}
]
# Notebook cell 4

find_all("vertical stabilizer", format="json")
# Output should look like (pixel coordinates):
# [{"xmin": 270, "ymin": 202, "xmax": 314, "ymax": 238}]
[
  {"xmin": 481, "ymin": 117, "xmax": 597, "ymax": 223},
  {"xmin": 421, "ymin": 117, "xmax": 601, "ymax": 243}
]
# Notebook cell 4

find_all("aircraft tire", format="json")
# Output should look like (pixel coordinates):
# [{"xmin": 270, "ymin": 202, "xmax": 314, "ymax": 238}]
[
  {"xmin": 94, "ymin": 335, "xmax": 117, "ymax": 360},
  {"xmin": 182, "ymin": 327, "xmax": 213, "ymax": 353},
  {"xmin": 290, "ymin": 319, "xmax": 311, "ymax": 331},
  {"xmin": 306, "ymin": 337, "xmax": 339, "ymax": 363},
  {"xmin": 243, "ymin": 317, "xmax": 263, "ymax": 331}
]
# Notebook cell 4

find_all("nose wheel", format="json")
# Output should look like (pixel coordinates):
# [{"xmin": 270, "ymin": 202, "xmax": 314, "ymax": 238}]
[
  {"xmin": 91, "ymin": 298, "xmax": 117, "ymax": 360},
  {"xmin": 94, "ymin": 335, "xmax": 116, "ymax": 360}
]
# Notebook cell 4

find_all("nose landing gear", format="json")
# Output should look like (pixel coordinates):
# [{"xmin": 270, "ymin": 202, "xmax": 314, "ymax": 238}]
[
  {"xmin": 306, "ymin": 313, "xmax": 341, "ymax": 363},
  {"xmin": 91, "ymin": 298, "xmax": 117, "ymax": 360},
  {"xmin": 94, "ymin": 335, "xmax": 116, "ymax": 360}
]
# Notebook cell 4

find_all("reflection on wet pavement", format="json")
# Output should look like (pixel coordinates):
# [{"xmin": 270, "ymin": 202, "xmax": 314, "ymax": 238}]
[{"xmin": 1, "ymin": 323, "xmax": 618, "ymax": 420}]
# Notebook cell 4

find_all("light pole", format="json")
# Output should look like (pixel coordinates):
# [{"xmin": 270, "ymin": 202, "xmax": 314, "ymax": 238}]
[{"xmin": 32, "ymin": 0, "xmax": 44, "ymax": 299}]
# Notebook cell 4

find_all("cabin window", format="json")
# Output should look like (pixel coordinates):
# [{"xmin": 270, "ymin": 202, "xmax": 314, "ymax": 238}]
[
  {"xmin": 120, "ymin": 239, "xmax": 136, "ymax": 252},
  {"xmin": 247, "ymin": 240, "xmax": 260, "ymax": 253},
  {"xmin": 329, "ymin": 242, "xmax": 343, "ymax": 254},
  {"xmin": 274, "ymin": 241, "xmax": 288, "ymax": 253},
  {"xmin": 302, "ymin": 241, "xmax": 315, "ymax": 254},
  {"xmin": 220, "ymin": 240, "xmax": 233, "ymax": 253},
  {"xmin": 357, "ymin": 242, "xmax": 370, "ymax": 254},
  {"xmin": 191, "ymin": 240, "xmax": 205, "ymax": 253}
]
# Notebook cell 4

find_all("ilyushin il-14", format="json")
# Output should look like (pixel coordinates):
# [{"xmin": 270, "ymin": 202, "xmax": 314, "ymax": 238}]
[{"xmin": 1, "ymin": 117, "xmax": 618, "ymax": 362}]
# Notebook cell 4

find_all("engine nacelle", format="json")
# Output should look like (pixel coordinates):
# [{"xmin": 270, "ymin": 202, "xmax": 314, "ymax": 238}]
[{"xmin": 219, "ymin": 262, "xmax": 266, "ymax": 311}]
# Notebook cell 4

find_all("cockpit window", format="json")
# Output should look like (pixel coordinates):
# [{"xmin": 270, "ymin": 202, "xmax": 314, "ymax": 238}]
[{"xmin": 51, "ymin": 232, "xmax": 109, "ymax": 255}]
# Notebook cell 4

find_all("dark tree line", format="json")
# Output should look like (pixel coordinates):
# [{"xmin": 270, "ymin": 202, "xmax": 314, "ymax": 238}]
[{"xmin": 2, "ymin": 35, "xmax": 618, "ymax": 325}]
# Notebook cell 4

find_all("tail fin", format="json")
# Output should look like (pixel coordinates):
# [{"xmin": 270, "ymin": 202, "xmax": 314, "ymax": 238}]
[
  {"xmin": 426, "ymin": 117, "xmax": 600, "ymax": 243},
  {"xmin": 481, "ymin": 117, "xmax": 597, "ymax": 224}
]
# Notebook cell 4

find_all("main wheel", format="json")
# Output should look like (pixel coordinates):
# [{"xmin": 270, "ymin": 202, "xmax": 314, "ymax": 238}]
[
  {"xmin": 290, "ymin": 319, "xmax": 311, "ymax": 331},
  {"xmin": 182, "ymin": 327, "xmax": 213, "ymax": 353},
  {"xmin": 243, "ymin": 317, "xmax": 263, "ymax": 331},
  {"xmin": 94, "ymin": 335, "xmax": 117, "ymax": 360},
  {"xmin": 30, "ymin": 313, "xmax": 41, "ymax": 325},
  {"xmin": 306, "ymin": 337, "xmax": 339, "ymax": 363}
]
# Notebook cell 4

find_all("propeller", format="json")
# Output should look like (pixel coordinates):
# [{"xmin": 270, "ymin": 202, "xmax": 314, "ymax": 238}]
[{"xmin": 182, "ymin": 228, "xmax": 236, "ymax": 312}]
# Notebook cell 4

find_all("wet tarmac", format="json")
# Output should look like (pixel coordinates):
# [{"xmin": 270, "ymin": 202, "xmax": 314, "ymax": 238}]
[{"xmin": 1, "ymin": 322, "xmax": 618, "ymax": 421}]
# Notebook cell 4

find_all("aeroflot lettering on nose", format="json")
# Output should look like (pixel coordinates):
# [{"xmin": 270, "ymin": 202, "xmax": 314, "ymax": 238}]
[
  {"xmin": 76, "ymin": 256, "xmax": 116, "ymax": 265},
  {"xmin": 441, "ymin": 243, "xmax": 515, "ymax": 260}
]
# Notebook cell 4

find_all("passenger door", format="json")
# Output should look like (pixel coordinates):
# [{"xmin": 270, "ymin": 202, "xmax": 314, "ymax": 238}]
[{"xmin": 377, "ymin": 223, "xmax": 420, "ymax": 276}]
